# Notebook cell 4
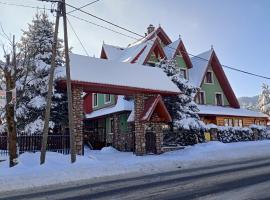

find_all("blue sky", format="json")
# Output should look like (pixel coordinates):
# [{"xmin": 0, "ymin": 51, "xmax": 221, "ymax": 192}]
[{"xmin": 0, "ymin": 0, "xmax": 270, "ymax": 97}]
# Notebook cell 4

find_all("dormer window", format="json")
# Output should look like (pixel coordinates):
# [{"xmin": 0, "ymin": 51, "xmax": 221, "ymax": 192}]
[{"xmin": 205, "ymin": 71, "xmax": 213, "ymax": 83}]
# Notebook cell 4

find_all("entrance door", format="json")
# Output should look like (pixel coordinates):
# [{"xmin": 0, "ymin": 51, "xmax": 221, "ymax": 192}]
[{"xmin": 145, "ymin": 131, "xmax": 156, "ymax": 154}]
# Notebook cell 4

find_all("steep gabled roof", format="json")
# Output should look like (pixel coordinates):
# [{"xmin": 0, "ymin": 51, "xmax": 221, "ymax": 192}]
[
  {"xmin": 140, "ymin": 95, "xmax": 172, "ymax": 122},
  {"xmin": 189, "ymin": 49, "xmax": 213, "ymax": 87},
  {"xmin": 189, "ymin": 49, "xmax": 240, "ymax": 108},
  {"xmin": 102, "ymin": 37, "xmax": 166, "ymax": 65},
  {"xmin": 100, "ymin": 44, "xmax": 124, "ymax": 60},
  {"xmin": 164, "ymin": 38, "xmax": 192, "ymax": 68}
]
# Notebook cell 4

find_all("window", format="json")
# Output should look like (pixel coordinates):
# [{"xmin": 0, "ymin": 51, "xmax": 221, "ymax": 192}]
[
  {"xmin": 196, "ymin": 91, "xmax": 205, "ymax": 104},
  {"xmin": 234, "ymin": 119, "xmax": 239, "ymax": 127},
  {"xmin": 205, "ymin": 71, "xmax": 213, "ymax": 83},
  {"xmin": 228, "ymin": 119, "xmax": 233, "ymax": 126},
  {"xmin": 254, "ymin": 119, "xmax": 260, "ymax": 125},
  {"xmin": 239, "ymin": 119, "xmax": 243, "ymax": 127},
  {"xmin": 224, "ymin": 118, "xmax": 233, "ymax": 126},
  {"xmin": 180, "ymin": 69, "xmax": 187, "ymax": 79},
  {"xmin": 215, "ymin": 93, "xmax": 223, "ymax": 106},
  {"xmin": 104, "ymin": 94, "xmax": 111, "ymax": 104},
  {"xmin": 224, "ymin": 119, "xmax": 229, "ymax": 126},
  {"xmin": 93, "ymin": 93, "xmax": 98, "ymax": 108}
]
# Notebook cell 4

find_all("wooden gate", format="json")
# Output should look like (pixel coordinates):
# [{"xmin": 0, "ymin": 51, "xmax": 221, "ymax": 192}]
[{"xmin": 145, "ymin": 128, "xmax": 156, "ymax": 154}]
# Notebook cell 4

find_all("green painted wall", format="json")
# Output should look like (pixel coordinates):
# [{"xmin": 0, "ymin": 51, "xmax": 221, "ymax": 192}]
[
  {"xmin": 104, "ymin": 113, "xmax": 128, "ymax": 133},
  {"xmin": 119, "ymin": 113, "xmax": 128, "ymax": 132},
  {"xmin": 93, "ymin": 94, "xmax": 116, "ymax": 110},
  {"xmin": 201, "ymin": 65, "xmax": 229, "ymax": 106},
  {"xmin": 176, "ymin": 55, "xmax": 187, "ymax": 69}
]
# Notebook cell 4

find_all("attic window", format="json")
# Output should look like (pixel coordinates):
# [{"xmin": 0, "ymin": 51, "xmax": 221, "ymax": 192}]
[
  {"xmin": 215, "ymin": 93, "xmax": 223, "ymax": 106},
  {"xmin": 205, "ymin": 71, "xmax": 213, "ymax": 83},
  {"xmin": 180, "ymin": 69, "xmax": 187, "ymax": 79}
]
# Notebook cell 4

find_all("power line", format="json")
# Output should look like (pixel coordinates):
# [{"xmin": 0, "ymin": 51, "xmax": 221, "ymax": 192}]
[
  {"xmin": 67, "ymin": 0, "xmax": 100, "ymax": 14},
  {"xmin": 67, "ymin": 16, "xmax": 90, "ymax": 57},
  {"xmin": 65, "ymin": 3, "xmax": 143, "ymax": 38},
  {"xmin": 0, "ymin": 1, "xmax": 51, "ymax": 11},
  {"xmin": 2, "ymin": 1, "xmax": 269, "ymax": 80},
  {"xmin": 65, "ymin": 3, "xmax": 270, "ymax": 80},
  {"xmin": 67, "ymin": 14, "xmax": 138, "ymax": 40}
]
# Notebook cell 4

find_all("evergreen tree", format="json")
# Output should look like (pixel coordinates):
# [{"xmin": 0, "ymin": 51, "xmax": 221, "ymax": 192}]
[
  {"xmin": 258, "ymin": 83, "xmax": 270, "ymax": 116},
  {"xmin": 156, "ymin": 59, "xmax": 205, "ymax": 145},
  {"xmin": 17, "ymin": 11, "xmax": 67, "ymax": 134}
]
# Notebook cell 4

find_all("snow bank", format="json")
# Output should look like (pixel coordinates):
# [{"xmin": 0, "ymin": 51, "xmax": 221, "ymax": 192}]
[{"xmin": 1, "ymin": 140, "xmax": 270, "ymax": 193}]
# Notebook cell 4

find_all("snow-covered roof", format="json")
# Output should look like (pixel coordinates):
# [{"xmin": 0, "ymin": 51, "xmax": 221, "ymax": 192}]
[
  {"xmin": 85, "ymin": 96, "xmax": 134, "ymax": 119},
  {"xmin": 59, "ymin": 53, "xmax": 180, "ymax": 94},
  {"xmin": 102, "ymin": 44, "xmax": 124, "ymax": 60},
  {"xmin": 189, "ymin": 49, "xmax": 213, "ymax": 87},
  {"xmin": 164, "ymin": 38, "xmax": 181, "ymax": 59},
  {"xmin": 127, "ymin": 109, "xmax": 134, "ymax": 122},
  {"xmin": 198, "ymin": 105, "xmax": 268, "ymax": 118}
]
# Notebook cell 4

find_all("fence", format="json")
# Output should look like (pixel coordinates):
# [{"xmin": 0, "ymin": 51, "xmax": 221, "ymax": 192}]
[{"xmin": 0, "ymin": 132, "xmax": 70, "ymax": 157}]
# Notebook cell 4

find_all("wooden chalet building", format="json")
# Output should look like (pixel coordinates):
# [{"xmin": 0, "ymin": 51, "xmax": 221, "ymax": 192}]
[{"xmin": 82, "ymin": 24, "xmax": 268, "ymax": 152}]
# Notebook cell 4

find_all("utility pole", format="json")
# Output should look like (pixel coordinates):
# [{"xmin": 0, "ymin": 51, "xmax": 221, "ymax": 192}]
[
  {"xmin": 40, "ymin": 0, "xmax": 76, "ymax": 164},
  {"xmin": 62, "ymin": 0, "xmax": 76, "ymax": 163},
  {"xmin": 40, "ymin": 1, "xmax": 61, "ymax": 164}
]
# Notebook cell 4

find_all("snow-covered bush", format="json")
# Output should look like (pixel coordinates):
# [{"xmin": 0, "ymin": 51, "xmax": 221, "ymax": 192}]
[{"xmin": 206, "ymin": 124, "xmax": 270, "ymax": 143}]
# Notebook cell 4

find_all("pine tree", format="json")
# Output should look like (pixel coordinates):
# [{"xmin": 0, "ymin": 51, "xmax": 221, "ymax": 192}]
[
  {"xmin": 17, "ymin": 11, "xmax": 67, "ymax": 134},
  {"xmin": 258, "ymin": 83, "xmax": 270, "ymax": 116},
  {"xmin": 156, "ymin": 59, "xmax": 205, "ymax": 145}
]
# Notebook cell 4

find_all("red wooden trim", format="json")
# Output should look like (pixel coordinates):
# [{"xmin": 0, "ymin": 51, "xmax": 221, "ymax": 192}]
[
  {"xmin": 211, "ymin": 51, "xmax": 240, "ymax": 108},
  {"xmin": 140, "ymin": 95, "xmax": 172, "ymax": 122},
  {"xmin": 131, "ymin": 45, "xmax": 147, "ymax": 63},
  {"xmin": 175, "ymin": 40, "xmax": 192, "ymax": 69},
  {"xmin": 198, "ymin": 50, "xmax": 240, "ymax": 108},
  {"xmin": 143, "ymin": 39, "xmax": 166, "ymax": 65},
  {"xmin": 100, "ymin": 46, "xmax": 108, "ymax": 59},
  {"xmin": 83, "ymin": 93, "xmax": 93, "ymax": 114},
  {"xmin": 58, "ymin": 80, "xmax": 180, "ymax": 96},
  {"xmin": 147, "ymin": 27, "xmax": 172, "ymax": 46}
]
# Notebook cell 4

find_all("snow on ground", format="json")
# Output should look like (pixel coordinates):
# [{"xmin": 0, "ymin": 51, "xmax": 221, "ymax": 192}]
[{"xmin": 1, "ymin": 140, "xmax": 270, "ymax": 193}]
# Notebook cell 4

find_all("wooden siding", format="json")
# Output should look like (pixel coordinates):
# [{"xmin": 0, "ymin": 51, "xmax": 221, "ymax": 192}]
[{"xmin": 201, "ymin": 115, "xmax": 267, "ymax": 127}]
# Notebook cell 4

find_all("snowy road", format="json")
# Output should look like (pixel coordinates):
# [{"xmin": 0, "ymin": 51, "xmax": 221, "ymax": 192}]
[{"xmin": 1, "ymin": 156, "xmax": 270, "ymax": 200}]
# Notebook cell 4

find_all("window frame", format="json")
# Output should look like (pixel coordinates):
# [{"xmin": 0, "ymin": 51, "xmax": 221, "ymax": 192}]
[
  {"xmin": 239, "ymin": 119, "xmax": 243, "ymax": 127},
  {"xmin": 196, "ymin": 91, "xmax": 206, "ymax": 105},
  {"xmin": 93, "ymin": 93, "xmax": 98, "ymax": 108},
  {"xmin": 104, "ymin": 94, "xmax": 111, "ymax": 104},
  {"xmin": 215, "ymin": 92, "xmax": 224, "ymax": 106},
  {"xmin": 228, "ymin": 118, "xmax": 233, "ymax": 127},
  {"xmin": 204, "ymin": 71, "xmax": 214, "ymax": 84},
  {"xmin": 180, "ymin": 68, "xmax": 188, "ymax": 79}
]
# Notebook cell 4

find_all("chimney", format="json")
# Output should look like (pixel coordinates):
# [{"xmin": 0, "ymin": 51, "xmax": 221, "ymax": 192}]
[{"xmin": 147, "ymin": 24, "xmax": 155, "ymax": 34}]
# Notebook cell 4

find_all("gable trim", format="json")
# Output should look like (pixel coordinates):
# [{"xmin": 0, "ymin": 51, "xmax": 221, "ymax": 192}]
[
  {"xmin": 143, "ymin": 39, "xmax": 166, "ymax": 65},
  {"xmin": 174, "ymin": 40, "xmax": 193, "ymax": 68},
  {"xmin": 199, "ymin": 50, "xmax": 240, "ymax": 108}
]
